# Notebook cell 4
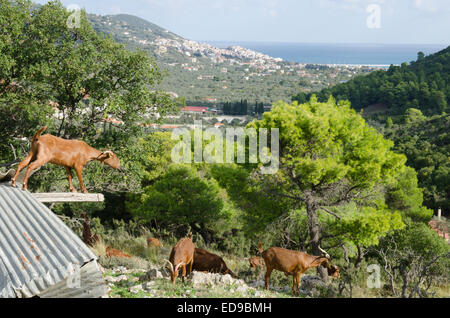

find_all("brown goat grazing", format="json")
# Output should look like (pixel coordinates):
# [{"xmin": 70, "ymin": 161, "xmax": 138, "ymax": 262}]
[
  {"xmin": 258, "ymin": 243, "xmax": 340, "ymax": 295},
  {"xmin": 190, "ymin": 248, "xmax": 237, "ymax": 278},
  {"xmin": 249, "ymin": 256, "xmax": 264, "ymax": 270},
  {"xmin": 11, "ymin": 126, "xmax": 121, "ymax": 194},
  {"xmin": 147, "ymin": 237, "xmax": 163, "ymax": 248},
  {"xmin": 167, "ymin": 233, "xmax": 195, "ymax": 284},
  {"xmin": 106, "ymin": 246, "xmax": 131, "ymax": 259}
]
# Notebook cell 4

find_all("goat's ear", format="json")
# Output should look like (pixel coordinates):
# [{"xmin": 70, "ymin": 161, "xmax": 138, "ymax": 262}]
[{"xmin": 97, "ymin": 151, "xmax": 113, "ymax": 161}]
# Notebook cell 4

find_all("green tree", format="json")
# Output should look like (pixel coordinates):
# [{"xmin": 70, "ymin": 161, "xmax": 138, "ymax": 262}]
[
  {"xmin": 417, "ymin": 51, "xmax": 425, "ymax": 61},
  {"xmin": 0, "ymin": 0, "xmax": 176, "ymax": 151},
  {"xmin": 430, "ymin": 90, "xmax": 447, "ymax": 113},
  {"xmin": 375, "ymin": 222, "xmax": 450, "ymax": 298},
  {"xmin": 404, "ymin": 108, "xmax": 426, "ymax": 124},
  {"xmin": 386, "ymin": 117, "xmax": 394, "ymax": 129},
  {"xmin": 210, "ymin": 164, "xmax": 291, "ymax": 235},
  {"xmin": 129, "ymin": 165, "xmax": 228, "ymax": 240},
  {"xmin": 26, "ymin": 1, "xmax": 176, "ymax": 140},
  {"xmin": 385, "ymin": 166, "xmax": 433, "ymax": 222},
  {"xmin": 250, "ymin": 97, "xmax": 410, "ymax": 279},
  {"xmin": 0, "ymin": 0, "xmax": 54, "ymax": 161}
]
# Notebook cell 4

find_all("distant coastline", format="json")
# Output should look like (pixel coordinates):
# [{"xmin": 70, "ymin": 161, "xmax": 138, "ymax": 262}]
[{"xmin": 204, "ymin": 41, "xmax": 447, "ymax": 67}]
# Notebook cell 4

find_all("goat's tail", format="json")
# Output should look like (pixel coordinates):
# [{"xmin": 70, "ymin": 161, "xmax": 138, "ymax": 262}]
[
  {"xmin": 32, "ymin": 126, "xmax": 47, "ymax": 143},
  {"xmin": 189, "ymin": 232, "xmax": 193, "ymax": 240},
  {"xmin": 257, "ymin": 242, "xmax": 263, "ymax": 255}
]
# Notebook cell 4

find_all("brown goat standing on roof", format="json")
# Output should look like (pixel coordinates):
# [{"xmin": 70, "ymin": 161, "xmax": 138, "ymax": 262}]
[
  {"xmin": 167, "ymin": 233, "xmax": 195, "ymax": 284},
  {"xmin": 190, "ymin": 248, "xmax": 237, "ymax": 278},
  {"xmin": 11, "ymin": 127, "xmax": 121, "ymax": 194},
  {"xmin": 258, "ymin": 243, "xmax": 340, "ymax": 295}
]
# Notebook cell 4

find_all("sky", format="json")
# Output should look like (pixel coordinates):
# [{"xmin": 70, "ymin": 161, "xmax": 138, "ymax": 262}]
[{"xmin": 34, "ymin": 0, "xmax": 450, "ymax": 44}]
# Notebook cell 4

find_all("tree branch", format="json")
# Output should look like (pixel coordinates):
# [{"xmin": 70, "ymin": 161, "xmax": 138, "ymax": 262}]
[
  {"xmin": 319, "ymin": 207, "xmax": 341, "ymax": 220},
  {"xmin": 409, "ymin": 252, "xmax": 450, "ymax": 298}
]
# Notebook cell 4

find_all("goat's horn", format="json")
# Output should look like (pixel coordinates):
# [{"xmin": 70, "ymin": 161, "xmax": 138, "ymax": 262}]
[
  {"xmin": 104, "ymin": 150, "xmax": 113, "ymax": 158},
  {"xmin": 174, "ymin": 262, "xmax": 185, "ymax": 272},
  {"xmin": 164, "ymin": 260, "xmax": 174, "ymax": 273},
  {"xmin": 318, "ymin": 246, "xmax": 330, "ymax": 259}
]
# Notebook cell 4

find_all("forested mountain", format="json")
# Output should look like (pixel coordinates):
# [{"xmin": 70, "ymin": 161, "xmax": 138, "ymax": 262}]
[
  {"xmin": 292, "ymin": 46, "xmax": 449, "ymax": 215},
  {"xmin": 293, "ymin": 46, "xmax": 450, "ymax": 116},
  {"xmin": 385, "ymin": 113, "xmax": 450, "ymax": 213}
]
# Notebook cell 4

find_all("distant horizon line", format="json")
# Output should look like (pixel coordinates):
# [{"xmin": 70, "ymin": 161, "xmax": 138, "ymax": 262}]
[{"xmin": 199, "ymin": 40, "xmax": 448, "ymax": 47}]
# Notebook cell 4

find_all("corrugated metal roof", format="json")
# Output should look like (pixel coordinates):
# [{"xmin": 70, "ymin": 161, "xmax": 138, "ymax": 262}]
[
  {"xmin": 0, "ymin": 183, "xmax": 105, "ymax": 298},
  {"xmin": 38, "ymin": 261, "xmax": 107, "ymax": 298}
]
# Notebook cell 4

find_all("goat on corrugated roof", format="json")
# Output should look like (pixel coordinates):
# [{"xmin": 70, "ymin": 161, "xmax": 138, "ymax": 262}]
[{"xmin": 11, "ymin": 127, "xmax": 122, "ymax": 194}]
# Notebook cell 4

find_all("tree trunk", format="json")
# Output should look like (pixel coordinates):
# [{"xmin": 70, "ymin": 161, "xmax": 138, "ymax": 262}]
[
  {"xmin": 401, "ymin": 266, "xmax": 408, "ymax": 298},
  {"xmin": 355, "ymin": 246, "xmax": 364, "ymax": 269},
  {"xmin": 305, "ymin": 194, "xmax": 328, "ymax": 281}
]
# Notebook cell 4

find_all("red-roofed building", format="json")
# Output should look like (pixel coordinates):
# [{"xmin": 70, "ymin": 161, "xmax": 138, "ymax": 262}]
[
  {"xmin": 181, "ymin": 106, "xmax": 212, "ymax": 114},
  {"xmin": 102, "ymin": 117, "xmax": 124, "ymax": 125},
  {"xmin": 429, "ymin": 220, "xmax": 449, "ymax": 242},
  {"xmin": 160, "ymin": 125, "xmax": 180, "ymax": 130}
]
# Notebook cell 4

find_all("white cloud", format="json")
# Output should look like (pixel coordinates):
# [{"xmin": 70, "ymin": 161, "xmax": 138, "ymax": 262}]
[
  {"xmin": 414, "ymin": 0, "xmax": 438, "ymax": 12},
  {"xmin": 319, "ymin": 0, "xmax": 385, "ymax": 12},
  {"xmin": 110, "ymin": 5, "xmax": 122, "ymax": 15}
]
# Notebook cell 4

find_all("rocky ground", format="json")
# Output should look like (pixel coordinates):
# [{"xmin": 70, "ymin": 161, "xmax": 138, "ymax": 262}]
[{"xmin": 100, "ymin": 264, "xmax": 334, "ymax": 298}]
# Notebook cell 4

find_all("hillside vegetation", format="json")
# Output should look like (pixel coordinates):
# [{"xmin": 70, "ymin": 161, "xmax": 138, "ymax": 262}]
[
  {"xmin": 293, "ymin": 46, "xmax": 450, "ymax": 116},
  {"xmin": 0, "ymin": 1, "xmax": 448, "ymax": 299},
  {"xmin": 87, "ymin": 13, "xmax": 375, "ymax": 107},
  {"xmin": 293, "ymin": 47, "xmax": 450, "ymax": 216},
  {"xmin": 384, "ymin": 113, "xmax": 450, "ymax": 212}
]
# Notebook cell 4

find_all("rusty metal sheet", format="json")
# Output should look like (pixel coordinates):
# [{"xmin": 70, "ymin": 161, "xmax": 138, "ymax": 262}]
[{"xmin": 0, "ymin": 183, "xmax": 105, "ymax": 298}]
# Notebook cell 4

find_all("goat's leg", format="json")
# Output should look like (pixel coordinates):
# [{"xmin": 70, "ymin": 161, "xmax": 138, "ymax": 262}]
[
  {"xmin": 265, "ymin": 267, "xmax": 273, "ymax": 291},
  {"xmin": 11, "ymin": 152, "xmax": 34, "ymax": 187},
  {"xmin": 182, "ymin": 265, "xmax": 187, "ymax": 283},
  {"xmin": 22, "ymin": 158, "xmax": 48, "ymax": 191},
  {"xmin": 292, "ymin": 275, "xmax": 298, "ymax": 295},
  {"xmin": 292, "ymin": 274, "xmax": 301, "ymax": 296},
  {"xmin": 296, "ymin": 273, "xmax": 301, "ymax": 295},
  {"xmin": 74, "ymin": 165, "xmax": 88, "ymax": 194},
  {"xmin": 65, "ymin": 167, "xmax": 77, "ymax": 193}
]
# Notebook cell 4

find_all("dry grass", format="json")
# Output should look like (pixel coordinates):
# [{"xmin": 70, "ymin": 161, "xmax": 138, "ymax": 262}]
[{"xmin": 89, "ymin": 237, "xmax": 107, "ymax": 257}]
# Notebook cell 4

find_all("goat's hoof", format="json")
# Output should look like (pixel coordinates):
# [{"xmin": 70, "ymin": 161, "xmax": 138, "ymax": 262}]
[
  {"xmin": 70, "ymin": 189, "xmax": 78, "ymax": 193},
  {"xmin": 81, "ymin": 190, "xmax": 89, "ymax": 194}
]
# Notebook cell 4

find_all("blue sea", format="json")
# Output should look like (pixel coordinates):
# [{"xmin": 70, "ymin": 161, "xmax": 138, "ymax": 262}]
[{"xmin": 206, "ymin": 42, "xmax": 448, "ymax": 66}]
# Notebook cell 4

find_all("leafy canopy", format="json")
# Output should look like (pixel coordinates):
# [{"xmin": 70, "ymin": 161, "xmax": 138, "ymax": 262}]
[
  {"xmin": 129, "ymin": 165, "xmax": 227, "ymax": 231},
  {"xmin": 248, "ymin": 97, "xmax": 424, "ymax": 248},
  {"xmin": 0, "ymin": 0, "xmax": 177, "ymax": 163},
  {"xmin": 251, "ymin": 97, "xmax": 406, "ymax": 194}
]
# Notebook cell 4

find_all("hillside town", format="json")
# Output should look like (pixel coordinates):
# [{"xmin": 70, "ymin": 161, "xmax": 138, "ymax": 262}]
[{"xmin": 91, "ymin": 14, "xmax": 378, "ymax": 83}]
